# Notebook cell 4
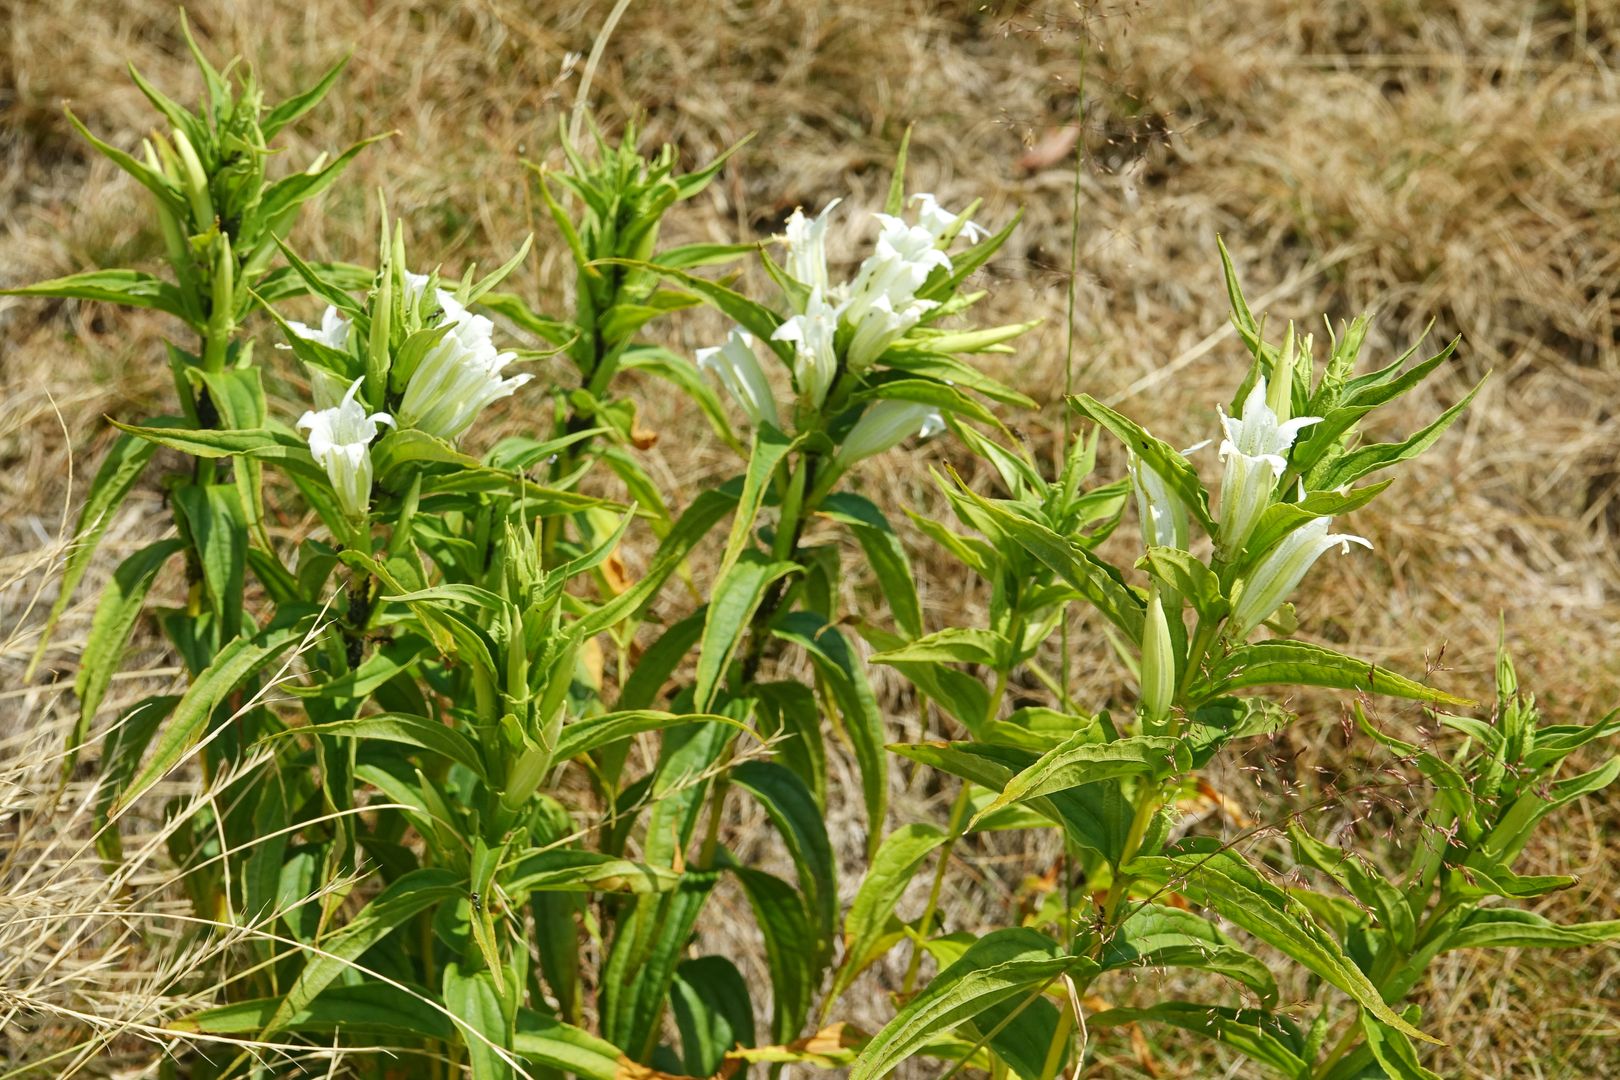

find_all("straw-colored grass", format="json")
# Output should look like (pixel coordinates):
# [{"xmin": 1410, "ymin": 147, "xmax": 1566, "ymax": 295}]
[{"xmin": 2, "ymin": 1, "xmax": 1617, "ymax": 1075}]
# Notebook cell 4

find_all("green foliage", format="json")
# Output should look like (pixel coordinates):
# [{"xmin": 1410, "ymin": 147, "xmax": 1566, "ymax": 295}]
[{"xmin": 15, "ymin": 22, "xmax": 1616, "ymax": 1080}]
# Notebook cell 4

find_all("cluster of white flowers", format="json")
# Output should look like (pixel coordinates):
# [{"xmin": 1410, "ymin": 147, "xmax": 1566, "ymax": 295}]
[
  {"xmin": 290, "ymin": 268, "xmax": 530, "ymax": 520},
  {"xmin": 775, "ymin": 192, "xmax": 983, "ymax": 402},
  {"xmin": 297, "ymin": 377, "xmax": 394, "ymax": 521},
  {"xmin": 396, "ymin": 290, "xmax": 530, "ymax": 441},
  {"xmin": 694, "ymin": 193, "xmax": 980, "ymax": 463},
  {"xmin": 1127, "ymin": 363, "xmax": 1370, "ymax": 644}
]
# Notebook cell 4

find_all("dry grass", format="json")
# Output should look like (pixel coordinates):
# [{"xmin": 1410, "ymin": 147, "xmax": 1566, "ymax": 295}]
[{"xmin": 2, "ymin": 0, "xmax": 1618, "ymax": 1075}]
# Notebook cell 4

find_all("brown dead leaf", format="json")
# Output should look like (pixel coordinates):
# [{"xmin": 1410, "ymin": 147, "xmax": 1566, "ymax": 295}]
[{"xmin": 1016, "ymin": 124, "xmax": 1080, "ymax": 173}]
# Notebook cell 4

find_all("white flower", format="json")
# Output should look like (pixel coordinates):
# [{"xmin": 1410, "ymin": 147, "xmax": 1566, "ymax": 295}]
[
  {"xmin": 772, "ymin": 288, "xmax": 842, "ymax": 408},
  {"xmin": 1228, "ymin": 516, "xmax": 1371, "ymax": 638},
  {"xmin": 845, "ymin": 291, "xmax": 936, "ymax": 370},
  {"xmin": 911, "ymin": 192, "xmax": 986, "ymax": 243},
  {"xmin": 1140, "ymin": 588, "xmax": 1176, "ymax": 730},
  {"xmin": 297, "ymin": 377, "xmax": 394, "ymax": 521},
  {"xmin": 1215, "ymin": 378, "xmax": 1321, "ymax": 557},
  {"xmin": 835, "ymin": 400, "xmax": 943, "ymax": 467},
  {"xmin": 397, "ymin": 292, "xmax": 531, "ymax": 441},
  {"xmin": 782, "ymin": 200, "xmax": 840, "ymax": 301},
  {"xmin": 696, "ymin": 328, "xmax": 778, "ymax": 429},
  {"xmin": 286, "ymin": 305, "xmax": 352, "ymax": 352},
  {"xmin": 1128, "ymin": 442, "xmax": 1209, "ymax": 552}
]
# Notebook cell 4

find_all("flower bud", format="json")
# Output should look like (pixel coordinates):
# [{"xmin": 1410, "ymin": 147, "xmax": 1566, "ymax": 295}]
[{"xmin": 1140, "ymin": 588, "xmax": 1176, "ymax": 732}]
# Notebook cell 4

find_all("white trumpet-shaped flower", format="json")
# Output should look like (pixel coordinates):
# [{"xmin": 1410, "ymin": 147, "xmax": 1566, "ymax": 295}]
[
  {"xmin": 696, "ymin": 328, "xmax": 778, "ymax": 429},
  {"xmin": 297, "ymin": 377, "xmax": 394, "ymax": 521},
  {"xmin": 772, "ymin": 288, "xmax": 842, "ymax": 408},
  {"xmin": 1228, "ymin": 516, "xmax": 1371, "ymax": 638},
  {"xmin": 911, "ymin": 192, "xmax": 986, "ymax": 243},
  {"xmin": 1128, "ymin": 442, "xmax": 1208, "ymax": 551},
  {"xmin": 397, "ymin": 292, "xmax": 531, "ymax": 441},
  {"xmin": 1140, "ymin": 588, "xmax": 1176, "ymax": 731},
  {"xmin": 286, "ymin": 305, "xmax": 352, "ymax": 352},
  {"xmin": 845, "ymin": 291, "xmax": 937, "ymax": 371},
  {"xmin": 782, "ymin": 200, "xmax": 840, "ymax": 301},
  {"xmin": 835, "ymin": 400, "xmax": 944, "ymax": 467},
  {"xmin": 1215, "ymin": 378, "xmax": 1321, "ymax": 557}
]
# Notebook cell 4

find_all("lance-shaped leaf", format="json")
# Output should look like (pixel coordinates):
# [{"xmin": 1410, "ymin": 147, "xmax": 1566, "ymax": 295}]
[
  {"xmin": 1357, "ymin": 1009, "xmax": 1442, "ymax": 1080},
  {"xmin": 671, "ymin": 956, "xmax": 757, "ymax": 1077},
  {"xmin": 504, "ymin": 850, "xmax": 684, "ymax": 895},
  {"xmin": 872, "ymin": 627, "xmax": 1009, "ymax": 668},
  {"xmin": 1442, "ymin": 908, "xmax": 1620, "ymax": 951},
  {"xmin": 969, "ymin": 733, "xmax": 1184, "ymax": 827},
  {"xmin": 1202, "ymin": 640, "xmax": 1471, "ymax": 707},
  {"xmin": 2, "ymin": 268, "xmax": 191, "ymax": 320},
  {"xmin": 1089, "ymin": 1003, "xmax": 1309, "ymax": 1079},
  {"xmin": 262, "ymin": 867, "xmax": 463, "ymax": 1037},
  {"xmin": 850, "ymin": 927, "xmax": 1097, "ymax": 1080},
  {"xmin": 71, "ymin": 538, "xmax": 185, "ymax": 761},
  {"xmin": 1130, "ymin": 840, "xmax": 1438, "ymax": 1043},
  {"xmin": 772, "ymin": 613, "xmax": 887, "ymax": 856},
  {"xmin": 731, "ymin": 760, "xmax": 838, "ymax": 958},
  {"xmin": 1071, "ymin": 393, "xmax": 1216, "ymax": 533},
  {"xmin": 512, "ymin": 1012, "xmax": 625, "ymax": 1079},
  {"xmin": 694, "ymin": 551, "xmax": 799, "ymax": 710},
  {"xmin": 818, "ymin": 493, "xmax": 922, "ymax": 639},
  {"xmin": 27, "ymin": 428, "xmax": 160, "ymax": 675},
  {"xmin": 112, "ymin": 619, "xmax": 311, "ymax": 815},
  {"xmin": 1101, "ymin": 904, "xmax": 1279, "ymax": 1004},
  {"xmin": 831, "ymin": 823, "xmax": 948, "ymax": 1002},
  {"xmin": 284, "ymin": 713, "xmax": 487, "ymax": 781},
  {"xmin": 1313, "ymin": 375, "xmax": 1485, "ymax": 490},
  {"xmin": 598, "ymin": 258, "xmax": 790, "ymax": 361},
  {"xmin": 172, "ymin": 983, "xmax": 455, "ymax": 1041}
]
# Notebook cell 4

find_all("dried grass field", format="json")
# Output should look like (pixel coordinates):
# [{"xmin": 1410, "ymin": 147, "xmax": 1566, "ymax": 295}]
[{"xmin": 2, "ymin": 0, "xmax": 1618, "ymax": 1075}]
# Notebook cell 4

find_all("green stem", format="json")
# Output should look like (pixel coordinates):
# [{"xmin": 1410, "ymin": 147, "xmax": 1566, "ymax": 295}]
[{"xmin": 900, "ymin": 781, "xmax": 973, "ymax": 995}]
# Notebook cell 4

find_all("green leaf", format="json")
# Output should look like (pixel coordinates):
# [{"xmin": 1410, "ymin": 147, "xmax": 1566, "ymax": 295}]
[
  {"xmin": 1071, "ymin": 394, "xmax": 1216, "ymax": 532},
  {"xmin": 1204, "ymin": 640, "xmax": 1471, "ymax": 707},
  {"xmin": 730, "ymin": 864, "xmax": 817, "ymax": 1045},
  {"xmin": 694, "ymin": 551, "xmax": 799, "ymax": 710},
  {"xmin": 1102, "ymin": 904, "xmax": 1279, "ymax": 1004},
  {"xmin": 445, "ymin": 961, "xmax": 515, "ymax": 1080},
  {"xmin": 1443, "ymin": 908, "xmax": 1620, "ymax": 951},
  {"xmin": 291, "ymin": 713, "xmax": 486, "ymax": 781},
  {"xmin": 818, "ymin": 493, "xmax": 922, "ymax": 639},
  {"xmin": 872, "ymin": 627, "xmax": 1009, "ymax": 668},
  {"xmin": 262, "ymin": 52, "xmax": 352, "ymax": 137},
  {"xmin": 71, "ymin": 538, "xmax": 184, "ymax": 761},
  {"xmin": 716, "ymin": 424, "xmax": 798, "ymax": 587},
  {"xmin": 831, "ymin": 823, "xmax": 948, "ymax": 1002},
  {"xmin": 113, "ymin": 619, "xmax": 310, "ymax": 814},
  {"xmin": 512, "ymin": 1012, "xmax": 625, "ymax": 1079},
  {"xmin": 28, "ymin": 428, "xmax": 158, "ymax": 674},
  {"xmin": 1090, "ymin": 1003, "xmax": 1309, "ymax": 1078},
  {"xmin": 1139, "ymin": 546, "xmax": 1228, "ymax": 622},
  {"xmin": 601, "ymin": 259, "xmax": 790, "ymax": 362},
  {"xmin": 772, "ymin": 613, "xmax": 888, "ymax": 857},
  {"xmin": 2, "ymin": 268, "xmax": 190, "ymax": 320},
  {"xmin": 1359, "ymin": 1010, "xmax": 1441, "ymax": 1080},
  {"xmin": 890, "ymin": 741, "xmax": 1127, "ymax": 859},
  {"xmin": 969, "ymin": 733, "xmax": 1182, "ymax": 827},
  {"xmin": 731, "ymin": 760, "xmax": 838, "ymax": 958},
  {"xmin": 1130, "ymin": 840, "xmax": 1437, "ymax": 1044},
  {"xmin": 1315, "ymin": 376, "xmax": 1486, "ymax": 489},
  {"xmin": 171, "ymin": 983, "xmax": 454, "ymax": 1041},
  {"xmin": 556, "ymin": 708, "xmax": 741, "ymax": 761},
  {"xmin": 947, "ymin": 476, "xmax": 1143, "ymax": 638},
  {"xmin": 853, "ymin": 377, "xmax": 1001, "ymax": 427},
  {"xmin": 503, "ymin": 850, "xmax": 684, "ymax": 895},
  {"xmin": 1288, "ymin": 824, "xmax": 1415, "ymax": 954},
  {"xmin": 172, "ymin": 483, "xmax": 247, "ymax": 640},
  {"xmin": 671, "ymin": 956, "xmax": 757, "ymax": 1076},
  {"xmin": 850, "ymin": 927, "xmax": 1096, "ymax": 1080},
  {"xmin": 263, "ymin": 867, "xmax": 463, "ymax": 1037}
]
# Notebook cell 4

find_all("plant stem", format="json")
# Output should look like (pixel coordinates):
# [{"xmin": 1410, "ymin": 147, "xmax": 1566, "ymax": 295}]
[{"xmin": 900, "ymin": 781, "xmax": 973, "ymax": 995}]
